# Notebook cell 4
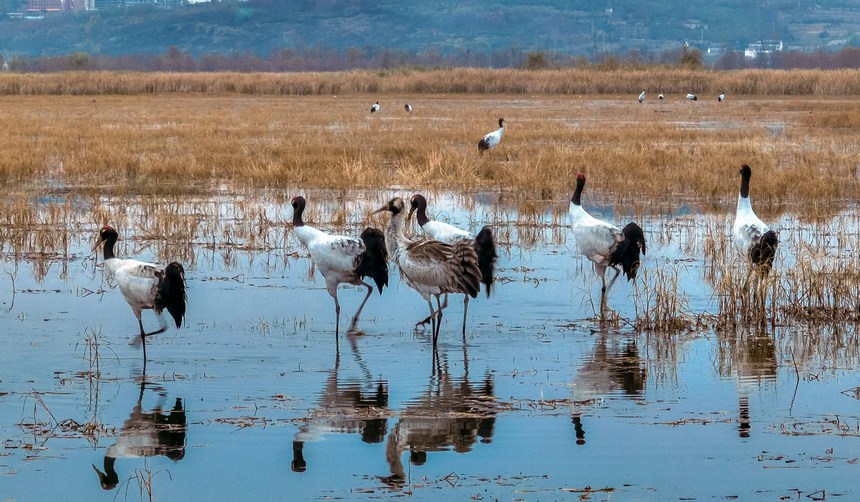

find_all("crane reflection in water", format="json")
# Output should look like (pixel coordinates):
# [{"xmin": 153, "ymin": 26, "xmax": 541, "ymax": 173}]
[
  {"xmin": 291, "ymin": 335, "xmax": 390, "ymax": 472},
  {"xmin": 717, "ymin": 328, "xmax": 777, "ymax": 438},
  {"xmin": 570, "ymin": 331, "xmax": 648, "ymax": 446},
  {"xmin": 380, "ymin": 348, "xmax": 498, "ymax": 488},
  {"xmin": 92, "ymin": 378, "xmax": 187, "ymax": 490}
]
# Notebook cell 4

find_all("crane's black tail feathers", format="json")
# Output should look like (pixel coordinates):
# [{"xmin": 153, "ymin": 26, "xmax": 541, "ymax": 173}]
[
  {"xmin": 157, "ymin": 262, "xmax": 186, "ymax": 329},
  {"xmin": 452, "ymin": 240, "xmax": 482, "ymax": 299},
  {"xmin": 478, "ymin": 139, "xmax": 489, "ymax": 152},
  {"xmin": 474, "ymin": 226, "xmax": 497, "ymax": 297},
  {"xmin": 750, "ymin": 230, "xmax": 778, "ymax": 274},
  {"xmin": 357, "ymin": 227, "xmax": 389, "ymax": 294},
  {"xmin": 609, "ymin": 222, "xmax": 647, "ymax": 282}
]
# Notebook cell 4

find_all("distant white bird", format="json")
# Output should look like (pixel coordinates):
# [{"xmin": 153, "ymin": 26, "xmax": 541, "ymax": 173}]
[
  {"xmin": 732, "ymin": 165, "xmax": 778, "ymax": 274},
  {"xmin": 291, "ymin": 196, "xmax": 388, "ymax": 336},
  {"xmin": 375, "ymin": 197, "xmax": 482, "ymax": 345},
  {"xmin": 404, "ymin": 103, "xmax": 413, "ymax": 113},
  {"xmin": 370, "ymin": 101, "xmax": 380, "ymax": 113},
  {"xmin": 719, "ymin": 92, "xmax": 726, "ymax": 102},
  {"xmin": 569, "ymin": 173, "xmax": 646, "ymax": 308},
  {"xmin": 95, "ymin": 225, "xmax": 186, "ymax": 362},
  {"xmin": 408, "ymin": 194, "xmax": 497, "ymax": 336},
  {"xmin": 686, "ymin": 93, "xmax": 698, "ymax": 101},
  {"xmin": 658, "ymin": 93, "xmax": 665, "ymax": 100},
  {"xmin": 638, "ymin": 90, "xmax": 645, "ymax": 103},
  {"xmin": 478, "ymin": 118, "xmax": 505, "ymax": 153}
]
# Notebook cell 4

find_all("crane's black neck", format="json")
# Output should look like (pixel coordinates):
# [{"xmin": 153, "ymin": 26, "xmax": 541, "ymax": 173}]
[
  {"xmin": 739, "ymin": 165, "xmax": 752, "ymax": 198},
  {"xmin": 292, "ymin": 198, "xmax": 306, "ymax": 227},
  {"xmin": 415, "ymin": 203, "xmax": 429, "ymax": 227},
  {"xmin": 101, "ymin": 233, "xmax": 117, "ymax": 260},
  {"xmin": 571, "ymin": 178, "xmax": 585, "ymax": 206},
  {"xmin": 410, "ymin": 195, "xmax": 430, "ymax": 226}
]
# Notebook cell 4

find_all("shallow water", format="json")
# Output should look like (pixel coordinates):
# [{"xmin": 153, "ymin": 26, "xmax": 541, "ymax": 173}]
[{"xmin": 1, "ymin": 189, "xmax": 858, "ymax": 501}]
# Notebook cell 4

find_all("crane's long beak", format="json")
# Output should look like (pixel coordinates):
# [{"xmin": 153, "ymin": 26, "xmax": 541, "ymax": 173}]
[
  {"xmin": 372, "ymin": 205, "xmax": 387, "ymax": 215},
  {"xmin": 92, "ymin": 236, "xmax": 105, "ymax": 253},
  {"xmin": 406, "ymin": 205, "xmax": 416, "ymax": 223}
]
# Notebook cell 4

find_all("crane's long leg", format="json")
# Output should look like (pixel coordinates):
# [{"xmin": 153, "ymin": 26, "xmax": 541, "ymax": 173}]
[
  {"xmin": 597, "ymin": 264, "xmax": 608, "ymax": 316},
  {"xmin": 461, "ymin": 295, "xmax": 469, "ymax": 340},
  {"xmin": 424, "ymin": 297, "xmax": 437, "ymax": 336},
  {"xmin": 334, "ymin": 294, "xmax": 341, "ymax": 337},
  {"xmin": 606, "ymin": 266, "xmax": 621, "ymax": 291},
  {"xmin": 143, "ymin": 312, "xmax": 168, "ymax": 337},
  {"xmin": 433, "ymin": 295, "xmax": 444, "ymax": 346},
  {"xmin": 416, "ymin": 294, "xmax": 448, "ymax": 326},
  {"xmin": 137, "ymin": 318, "xmax": 147, "ymax": 363},
  {"xmin": 348, "ymin": 282, "xmax": 375, "ymax": 334}
]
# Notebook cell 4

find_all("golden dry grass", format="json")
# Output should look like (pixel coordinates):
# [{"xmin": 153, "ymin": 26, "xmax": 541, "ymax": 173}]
[
  {"xmin": 2, "ymin": 68, "xmax": 860, "ymax": 96},
  {"xmin": 0, "ymin": 82, "xmax": 858, "ymax": 212}
]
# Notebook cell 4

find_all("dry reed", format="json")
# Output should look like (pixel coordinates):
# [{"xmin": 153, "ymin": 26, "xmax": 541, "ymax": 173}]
[
  {"xmin": 2, "ymin": 68, "xmax": 860, "ymax": 96},
  {"xmin": 0, "ymin": 76, "xmax": 858, "ymax": 206},
  {"xmin": 633, "ymin": 265, "xmax": 698, "ymax": 333}
]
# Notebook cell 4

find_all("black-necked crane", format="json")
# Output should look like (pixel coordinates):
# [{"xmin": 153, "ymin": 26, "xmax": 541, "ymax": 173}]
[
  {"xmin": 638, "ymin": 90, "xmax": 645, "ymax": 103},
  {"xmin": 686, "ymin": 93, "xmax": 698, "ymax": 101},
  {"xmin": 407, "ymin": 193, "xmax": 497, "ymax": 337},
  {"xmin": 568, "ymin": 173, "xmax": 646, "ymax": 310},
  {"xmin": 478, "ymin": 118, "xmax": 505, "ymax": 153},
  {"xmin": 404, "ymin": 103, "xmax": 412, "ymax": 113},
  {"xmin": 719, "ymin": 92, "xmax": 726, "ymax": 102},
  {"xmin": 370, "ymin": 101, "xmax": 380, "ymax": 113},
  {"xmin": 291, "ymin": 196, "xmax": 388, "ymax": 336},
  {"xmin": 732, "ymin": 165, "xmax": 778, "ymax": 275},
  {"xmin": 658, "ymin": 93, "xmax": 665, "ymax": 100},
  {"xmin": 95, "ymin": 225, "xmax": 186, "ymax": 363},
  {"xmin": 375, "ymin": 197, "xmax": 482, "ymax": 346}
]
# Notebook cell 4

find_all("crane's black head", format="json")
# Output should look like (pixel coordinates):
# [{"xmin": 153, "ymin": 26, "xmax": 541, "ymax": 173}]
[
  {"xmin": 374, "ymin": 197, "xmax": 405, "ymax": 215},
  {"xmin": 95, "ymin": 225, "xmax": 119, "ymax": 259},
  {"xmin": 96, "ymin": 225, "xmax": 118, "ymax": 245},
  {"xmin": 291, "ymin": 196, "xmax": 306, "ymax": 226},
  {"xmin": 498, "ymin": 117, "xmax": 505, "ymax": 128},
  {"xmin": 290, "ymin": 196, "xmax": 306, "ymax": 211},
  {"xmin": 407, "ymin": 194, "xmax": 429, "ymax": 225},
  {"xmin": 409, "ymin": 194, "xmax": 427, "ymax": 212}
]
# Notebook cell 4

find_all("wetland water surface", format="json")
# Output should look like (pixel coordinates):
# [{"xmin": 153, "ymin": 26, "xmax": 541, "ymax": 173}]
[{"xmin": 1, "ymin": 188, "xmax": 858, "ymax": 501}]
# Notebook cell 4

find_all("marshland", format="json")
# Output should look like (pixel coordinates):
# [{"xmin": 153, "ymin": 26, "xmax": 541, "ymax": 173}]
[{"xmin": 1, "ymin": 69, "xmax": 860, "ymax": 500}]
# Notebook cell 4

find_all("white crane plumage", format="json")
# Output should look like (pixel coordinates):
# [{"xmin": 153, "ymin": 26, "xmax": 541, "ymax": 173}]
[
  {"xmin": 291, "ymin": 196, "xmax": 388, "ymax": 336},
  {"xmin": 686, "ymin": 93, "xmax": 698, "ymax": 101},
  {"xmin": 95, "ymin": 225, "xmax": 186, "ymax": 362},
  {"xmin": 407, "ymin": 194, "xmax": 497, "ymax": 336},
  {"xmin": 478, "ymin": 118, "xmax": 505, "ymax": 153},
  {"xmin": 404, "ymin": 103, "xmax": 413, "ymax": 113},
  {"xmin": 638, "ymin": 90, "xmax": 645, "ymax": 103},
  {"xmin": 719, "ymin": 92, "xmax": 726, "ymax": 102},
  {"xmin": 375, "ymin": 197, "xmax": 482, "ymax": 346},
  {"xmin": 370, "ymin": 101, "xmax": 380, "ymax": 113},
  {"xmin": 732, "ymin": 165, "xmax": 778, "ymax": 274},
  {"xmin": 569, "ymin": 173, "xmax": 647, "ymax": 308}
]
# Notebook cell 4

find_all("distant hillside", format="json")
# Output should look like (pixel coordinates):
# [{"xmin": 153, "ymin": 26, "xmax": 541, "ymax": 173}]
[{"xmin": 0, "ymin": 0, "xmax": 858, "ymax": 62}]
